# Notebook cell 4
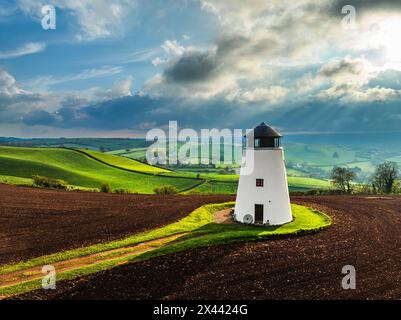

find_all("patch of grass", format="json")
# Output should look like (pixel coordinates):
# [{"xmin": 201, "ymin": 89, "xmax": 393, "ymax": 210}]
[
  {"xmin": 184, "ymin": 180, "xmax": 238, "ymax": 195},
  {"xmin": 287, "ymin": 176, "xmax": 331, "ymax": 189},
  {"xmin": 0, "ymin": 174, "xmax": 98, "ymax": 192},
  {"xmin": 0, "ymin": 202, "xmax": 331, "ymax": 297},
  {"xmin": 0, "ymin": 175, "xmax": 33, "ymax": 186}
]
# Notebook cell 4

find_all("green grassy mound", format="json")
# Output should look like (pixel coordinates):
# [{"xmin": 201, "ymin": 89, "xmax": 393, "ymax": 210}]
[
  {"xmin": 0, "ymin": 146, "xmax": 199, "ymax": 193},
  {"xmin": 0, "ymin": 202, "xmax": 331, "ymax": 297}
]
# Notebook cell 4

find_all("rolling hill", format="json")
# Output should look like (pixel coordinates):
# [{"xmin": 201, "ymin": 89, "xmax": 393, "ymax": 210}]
[
  {"xmin": 0, "ymin": 147, "xmax": 200, "ymax": 193},
  {"xmin": 74, "ymin": 148, "xmax": 171, "ymax": 174},
  {"xmin": 78, "ymin": 149, "xmax": 331, "ymax": 192},
  {"xmin": 0, "ymin": 146, "xmax": 331, "ymax": 194}
]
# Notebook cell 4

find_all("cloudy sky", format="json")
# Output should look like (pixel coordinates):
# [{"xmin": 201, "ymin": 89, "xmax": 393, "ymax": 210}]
[{"xmin": 1, "ymin": 0, "xmax": 401, "ymax": 137}]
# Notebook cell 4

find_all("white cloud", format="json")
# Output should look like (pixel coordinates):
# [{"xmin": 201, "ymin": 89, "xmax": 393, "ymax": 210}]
[
  {"xmin": 0, "ymin": 42, "xmax": 46, "ymax": 59},
  {"xmin": 317, "ymin": 57, "xmax": 376, "ymax": 86},
  {"xmin": 349, "ymin": 87, "xmax": 399, "ymax": 102},
  {"xmin": 25, "ymin": 66, "xmax": 124, "ymax": 91},
  {"xmin": 16, "ymin": 0, "xmax": 136, "ymax": 41},
  {"xmin": 147, "ymin": 34, "xmax": 278, "ymax": 100},
  {"xmin": 313, "ymin": 57, "xmax": 398, "ymax": 103},
  {"xmin": 161, "ymin": 40, "xmax": 186, "ymax": 56},
  {"xmin": 142, "ymin": 1, "xmax": 401, "ymax": 110},
  {"xmin": 181, "ymin": 34, "xmax": 190, "ymax": 40},
  {"xmin": 109, "ymin": 75, "xmax": 133, "ymax": 98},
  {"xmin": 0, "ymin": 69, "xmax": 134, "ymax": 127},
  {"xmin": 148, "ymin": 1, "xmax": 338, "ymax": 101},
  {"xmin": 227, "ymin": 86, "xmax": 289, "ymax": 104},
  {"xmin": 151, "ymin": 57, "xmax": 166, "ymax": 66},
  {"xmin": 0, "ymin": 69, "xmax": 27, "ymax": 96}
]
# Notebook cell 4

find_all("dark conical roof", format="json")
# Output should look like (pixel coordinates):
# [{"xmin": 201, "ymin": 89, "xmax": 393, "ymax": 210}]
[{"xmin": 249, "ymin": 122, "xmax": 282, "ymax": 138}]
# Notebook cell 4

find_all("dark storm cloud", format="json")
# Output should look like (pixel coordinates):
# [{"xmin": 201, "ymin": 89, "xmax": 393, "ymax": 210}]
[
  {"xmin": 318, "ymin": 58, "xmax": 364, "ymax": 78},
  {"xmin": 15, "ymin": 89, "xmax": 401, "ymax": 134},
  {"xmin": 13, "ymin": 95, "xmax": 161, "ymax": 129},
  {"xmin": 270, "ymin": 99, "xmax": 401, "ymax": 133},
  {"xmin": 164, "ymin": 51, "xmax": 218, "ymax": 83},
  {"xmin": 0, "ymin": 92, "xmax": 43, "ymax": 123},
  {"xmin": 62, "ymin": 95, "xmax": 238, "ymax": 130},
  {"xmin": 162, "ymin": 32, "xmax": 278, "ymax": 86},
  {"xmin": 22, "ymin": 109, "xmax": 56, "ymax": 126},
  {"xmin": 17, "ymin": 92, "xmax": 249, "ymax": 131},
  {"xmin": 0, "ymin": 92, "xmax": 42, "ymax": 105},
  {"xmin": 58, "ymin": 95, "xmax": 164, "ymax": 130}
]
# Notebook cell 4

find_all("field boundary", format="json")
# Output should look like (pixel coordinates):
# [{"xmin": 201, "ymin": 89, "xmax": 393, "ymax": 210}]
[
  {"xmin": 130, "ymin": 156, "xmax": 173, "ymax": 173},
  {"xmin": 178, "ymin": 179, "xmax": 208, "ymax": 193}
]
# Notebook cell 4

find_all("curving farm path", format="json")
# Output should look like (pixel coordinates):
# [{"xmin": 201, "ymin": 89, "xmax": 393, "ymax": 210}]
[
  {"xmin": 0, "ymin": 184, "xmax": 234, "ymax": 265},
  {"xmin": 17, "ymin": 195, "xmax": 401, "ymax": 300}
]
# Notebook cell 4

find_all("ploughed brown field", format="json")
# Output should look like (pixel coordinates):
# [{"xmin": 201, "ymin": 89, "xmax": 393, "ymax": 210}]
[
  {"xmin": 3, "ymin": 184, "xmax": 401, "ymax": 299},
  {"xmin": 0, "ymin": 184, "xmax": 234, "ymax": 265}
]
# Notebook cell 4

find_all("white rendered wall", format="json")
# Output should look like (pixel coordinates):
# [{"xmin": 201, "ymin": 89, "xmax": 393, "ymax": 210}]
[{"xmin": 234, "ymin": 147, "xmax": 292, "ymax": 225}]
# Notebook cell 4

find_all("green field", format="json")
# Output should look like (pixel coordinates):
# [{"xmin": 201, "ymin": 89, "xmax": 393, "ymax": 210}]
[
  {"xmin": 0, "ymin": 175, "xmax": 33, "ymax": 186},
  {"xmin": 184, "ymin": 176, "xmax": 331, "ymax": 194},
  {"xmin": 184, "ymin": 181, "xmax": 238, "ymax": 194},
  {"xmin": 285, "ymin": 144, "xmax": 364, "ymax": 166},
  {"xmin": 288, "ymin": 176, "xmax": 331, "ymax": 189},
  {"xmin": 3, "ymin": 136, "xmax": 401, "ymax": 183},
  {"xmin": 108, "ymin": 143, "xmax": 371, "ymax": 180},
  {"xmin": 77, "ymin": 149, "xmax": 171, "ymax": 174},
  {"xmin": 0, "ymin": 146, "xmax": 199, "ymax": 193},
  {"xmin": 0, "ymin": 146, "xmax": 331, "ymax": 194},
  {"xmin": 107, "ymin": 147, "xmax": 148, "ymax": 159}
]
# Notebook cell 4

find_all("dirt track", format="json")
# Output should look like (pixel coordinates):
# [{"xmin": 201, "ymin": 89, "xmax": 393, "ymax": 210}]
[
  {"xmin": 17, "ymin": 194, "xmax": 401, "ymax": 300},
  {"xmin": 0, "ymin": 184, "xmax": 233, "ymax": 264}
]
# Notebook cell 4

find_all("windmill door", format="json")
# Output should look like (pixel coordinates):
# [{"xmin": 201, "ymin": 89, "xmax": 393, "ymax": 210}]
[{"xmin": 255, "ymin": 204, "xmax": 264, "ymax": 224}]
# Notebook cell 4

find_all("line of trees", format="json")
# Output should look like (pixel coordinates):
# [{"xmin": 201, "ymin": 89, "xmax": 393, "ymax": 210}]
[{"xmin": 330, "ymin": 161, "xmax": 400, "ymax": 194}]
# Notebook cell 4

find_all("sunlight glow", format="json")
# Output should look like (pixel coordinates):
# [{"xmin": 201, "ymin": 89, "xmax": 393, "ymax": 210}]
[{"xmin": 360, "ymin": 15, "xmax": 401, "ymax": 69}]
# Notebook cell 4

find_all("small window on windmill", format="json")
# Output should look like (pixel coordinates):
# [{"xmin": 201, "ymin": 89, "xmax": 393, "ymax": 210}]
[
  {"xmin": 254, "ymin": 138, "xmax": 260, "ymax": 148},
  {"xmin": 256, "ymin": 179, "xmax": 264, "ymax": 187}
]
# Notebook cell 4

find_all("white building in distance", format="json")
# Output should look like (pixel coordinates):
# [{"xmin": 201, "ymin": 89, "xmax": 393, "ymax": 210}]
[{"xmin": 234, "ymin": 122, "xmax": 292, "ymax": 226}]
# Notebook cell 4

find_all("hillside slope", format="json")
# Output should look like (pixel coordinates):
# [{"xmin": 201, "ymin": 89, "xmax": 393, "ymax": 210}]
[
  {"xmin": 76, "ymin": 149, "xmax": 171, "ymax": 174},
  {"xmin": 0, "ymin": 147, "xmax": 199, "ymax": 193}
]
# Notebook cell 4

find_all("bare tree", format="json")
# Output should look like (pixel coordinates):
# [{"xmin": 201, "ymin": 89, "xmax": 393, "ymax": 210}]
[
  {"xmin": 372, "ymin": 162, "xmax": 399, "ymax": 194},
  {"xmin": 331, "ymin": 167, "xmax": 356, "ymax": 194}
]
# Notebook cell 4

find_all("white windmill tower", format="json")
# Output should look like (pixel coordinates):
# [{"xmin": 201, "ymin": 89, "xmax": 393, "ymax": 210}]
[{"xmin": 234, "ymin": 122, "xmax": 292, "ymax": 226}]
